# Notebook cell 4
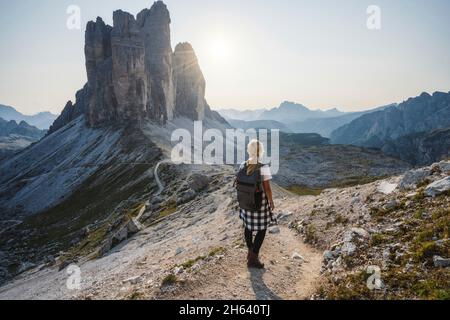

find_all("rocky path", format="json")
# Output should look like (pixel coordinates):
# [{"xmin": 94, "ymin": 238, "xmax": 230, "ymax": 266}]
[{"xmin": 157, "ymin": 225, "xmax": 322, "ymax": 300}]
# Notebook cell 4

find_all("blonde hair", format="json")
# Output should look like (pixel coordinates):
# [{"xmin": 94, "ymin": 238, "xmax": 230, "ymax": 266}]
[{"xmin": 246, "ymin": 139, "xmax": 264, "ymax": 175}]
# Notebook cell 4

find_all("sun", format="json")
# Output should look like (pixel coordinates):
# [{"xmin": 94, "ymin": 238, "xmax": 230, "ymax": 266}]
[{"xmin": 210, "ymin": 37, "xmax": 233, "ymax": 61}]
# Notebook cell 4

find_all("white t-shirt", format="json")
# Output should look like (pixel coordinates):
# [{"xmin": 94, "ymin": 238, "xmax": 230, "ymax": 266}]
[
  {"xmin": 240, "ymin": 163, "xmax": 272, "ymax": 182},
  {"xmin": 260, "ymin": 165, "xmax": 272, "ymax": 181}
]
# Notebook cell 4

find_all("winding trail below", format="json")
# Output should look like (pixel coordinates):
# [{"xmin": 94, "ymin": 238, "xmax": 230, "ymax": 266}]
[{"xmin": 154, "ymin": 160, "xmax": 172, "ymax": 195}]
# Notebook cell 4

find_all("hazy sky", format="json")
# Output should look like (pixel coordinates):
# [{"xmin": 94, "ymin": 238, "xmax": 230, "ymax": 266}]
[{"xmin": 1, "ymin": 0, "xmax": 450, "ymax": 115}]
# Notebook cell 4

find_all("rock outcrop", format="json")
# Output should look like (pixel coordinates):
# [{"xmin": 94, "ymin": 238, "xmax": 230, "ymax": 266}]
[
  {"xmin": 48, "ymin": 1, "xmax": 224, "ymax": 135},
  {"xmin": 173, "ymin": 42, "xmax": 206, "ymax": 120},
  {"xmin": 381, "ymin": 128, "xmax": 450, "ymax": 166},
  {"xmin": 111, "ymin": 10, "xmax": 148, "ymax": 123},
  {"xmin": 137, "ymin": 1, "xmax": 175, "ymax": 123}
]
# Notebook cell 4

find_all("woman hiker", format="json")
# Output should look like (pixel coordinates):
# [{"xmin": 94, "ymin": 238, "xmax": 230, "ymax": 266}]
[{"xmin": 237, "ymin": 139, "xmax": 275, "ymax": 269}]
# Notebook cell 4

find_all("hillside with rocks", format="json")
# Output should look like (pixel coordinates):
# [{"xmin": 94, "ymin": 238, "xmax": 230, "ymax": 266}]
[
  {"xmin": 276, "ymin": 137, "xmax": 411, "ymax": 191},
  {"xmin": 0, "ymin": 1, "xmax": 227, "ymax": 286},
  {"xmin": 0, "ymin": 159, "xmax": 447, "ymax": 300},
  {"xmin": 381, "ymin": 128, "xmax": 450, "ymax": 166}
]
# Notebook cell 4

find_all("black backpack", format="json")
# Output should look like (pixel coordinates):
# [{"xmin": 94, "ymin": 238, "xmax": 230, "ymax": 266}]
[{"xmin": 235, "ymin": 162, "xmax": 264, "ymax": 211}]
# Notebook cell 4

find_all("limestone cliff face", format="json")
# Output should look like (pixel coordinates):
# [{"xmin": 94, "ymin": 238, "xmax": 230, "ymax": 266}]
[
  {"xmin": 111, "ymin": 10, "xmax": 148, "ymax": 123},
  {"xmin": 48, "ymin": 1, "xmax": 224, "ymax": 135},
  {"xmin": 137, "ymin": 1, "xmax": 175, "ymax": 123},
  {"xmin": 84, "ymin": 17, "xmax": 116, "ymax": 127},
  {"xmin": 173, "ymin": 42, "xmax": 206, "ymax": 120}
]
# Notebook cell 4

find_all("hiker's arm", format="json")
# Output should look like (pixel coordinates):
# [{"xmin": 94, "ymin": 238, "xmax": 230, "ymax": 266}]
[{"xmin": 263, "ymin": 180, "xmax": 275, "ymax": 211}]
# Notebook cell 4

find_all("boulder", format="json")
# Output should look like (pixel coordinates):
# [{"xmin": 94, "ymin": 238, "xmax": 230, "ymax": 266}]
[
  {"xmin": 341, "ymin": 242, "xmax": 356, "ymax": 256},
  {"xmin": 435, "ymin": 161, "xmax": 450, "ymax": 174},
  {"xmin": 398, "ymin": 167, "xmax": 432, "ymax": 190},
  {"xmin": 126, "ymin": 218, "xmax": 143, "ymax": 235},
  {"xmin": 323, "ymin": 250, "xmax": 334, "ymax": 261},
  {"xmin": 113, "ymin": 226, "xmax": 128, "ymax": 244},
  {"xmin": 268, "ymin": 226, "xmax": 281, "ymax": 234},
  {"xmin": 350, "ymin": 227, "xmax": 370, "ymax": 238},
  {"xmin": 292, "ymin": 252, "xmax": 306, "ymax": 261},
  {"xmin": 433, "ymin": 256, "xmax": 450, "ymax": 268},
  {"xmin": 122, "ymin": 276, "xmax": 142, "ymax": 285},
  {"xmin": 189, "ymin": 174, "xmax": 211, "ymax": 192},
  {"xmin": 277, "ymin": 212, "xmax": 293, "ymax": 222},
  {"xmin": 425, "ymin": 177, "xmax": 450, "ymax": 197},
  {"xmin": 175, "ymin": 247, "xmax": 185, "ymax": 255},
  {"xmin": 383, "ymin": 200, "xmax": 399, "ymax": 211}
]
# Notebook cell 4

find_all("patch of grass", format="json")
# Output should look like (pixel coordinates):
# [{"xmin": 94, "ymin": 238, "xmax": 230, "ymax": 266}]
[
  {"xmin": 125, "ymin": 203, "xmax": 146, "ymax": 220},
  {"xmin": 179, "ymin": 255, "xmax": 206, "ymax": 269},
  {"xmin": 415, "ymin": 230, "xmax": 435, "ymax": 243},
  {"xmin": 412, "ymin": 270, "xmax": 450, "ymax": 300},
  {"xmin": 413, "ymin": 209, "xmax": 426, "ymax": 220},
  {"xmin": 208, "ymin": 247, "xmax": 225, "ymax": 257},
  {"xmin": 334, "ymin": 214, "xmax": 349, "ymax": 224},
  {"xmin": 128, "ymin": 291, "xmax": 145, "ymax": 300},
  {"xmin": 288, "ymin": 185, "xmax": 323, "ymax": 196},
  {"xmin": 321, "ymin": 270, "xmax": 375, "ymax": 300},
  {"xmin": 371, "ymin": 233, "xmax": 388, "ymax": 246},
  {"xmin": 432, "ymin": 208, "xmax": 450, "ymax": 220},
  {"xmin": 414, "ymin": 242, "xmax": 441, "ymax": 262},
  {"xmin": 331, "ymin": 175, "xmax": 386, "ymax": 189},
  {"xmin": 305, "ymin": 224, "xmax": 318, "ymax": 243},
  {"xmin": 413, "ymin": 189, "xmax": 426, "ymax": 201},
  {"xmin": 161, "ymin": 274, "xmax": 178, "ymax": 287},
  {"xmin": 417, "ymin": 179, "xmax": 431, "ymax": 189},
  {"xmin": 157, "ymin": 205, "xmax": 177, "ymax": 220}
]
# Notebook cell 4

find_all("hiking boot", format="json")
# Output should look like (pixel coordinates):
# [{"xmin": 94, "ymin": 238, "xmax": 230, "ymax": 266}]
[{"xmin": 248, "ymin": 251, "xmax": 265, "ymax": 269}]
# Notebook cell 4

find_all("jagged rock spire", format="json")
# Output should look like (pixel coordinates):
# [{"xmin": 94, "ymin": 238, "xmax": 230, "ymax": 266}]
[
  {"xmin": 173, "ymin": 42, "xmax": 206, "ymax": 120},
  {"xmin": 48, "ymin": 1, "xmax": 222, "ymax": 135}
]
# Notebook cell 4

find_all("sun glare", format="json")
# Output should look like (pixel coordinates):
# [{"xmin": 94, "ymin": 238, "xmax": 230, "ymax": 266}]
[{"xmin": 210, "ymin": 37, "xmax": 233, "ymax": 61}]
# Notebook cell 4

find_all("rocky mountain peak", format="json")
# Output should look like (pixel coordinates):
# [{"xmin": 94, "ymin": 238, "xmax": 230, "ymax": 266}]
[
  {"xmin": 48, "ymin": 1, "xmax": 222, "ymax": 135},
  {"xmin": 173, "ymin": 42, "xmax": 207, "ymax": 120}
]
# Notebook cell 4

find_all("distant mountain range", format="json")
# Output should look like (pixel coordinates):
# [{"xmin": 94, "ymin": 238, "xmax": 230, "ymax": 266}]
[
  {"xmin": 330, "ymin": 91, "xmax": 450, "ymax": 165},
  {"xmin": 286, "ymin": 104, "xmax": 395, "ymax": 138},
  {"xmin": 226, "ymin": 119, "xmax": 293, "ymax": 133},
  {"xmin": 0, "ymin": 104, "xmax": 57, "ymax": 130},
  {"xmin": 0, "ymin": 117, "xmax": 45, "ymax": 160},
  {"xmin": 218, "ymin": 102, "xmax": 344, "ymax": 124},
  {"xmin": 218, "ymin": 102, "xmax": 394, "ymax": 137},
  {"xmin": 330, "ymin": 92, "xmax": 450, "ymax": 147},
  {"xmin": 258, "ymin": 101, "xmax": 346, "ymax": 123},
  {"xmin": 219, "ymin": 92, "xmax": 450, "ymax": 165}
]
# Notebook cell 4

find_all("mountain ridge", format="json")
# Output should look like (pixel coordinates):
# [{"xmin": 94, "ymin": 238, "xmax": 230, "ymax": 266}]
[
  {"xmin": 0, "ymin": 105, "xmax": 57, "ymax": 130},
  {"xmin": 330, "ymin": 91, "xmax": 450, "ymax": 164}
]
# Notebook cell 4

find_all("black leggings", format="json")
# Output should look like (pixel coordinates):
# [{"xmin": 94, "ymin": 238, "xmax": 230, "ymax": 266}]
[{"xmin": 244, "ymin": 228, "xmax": 267, "ymax": 255}]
